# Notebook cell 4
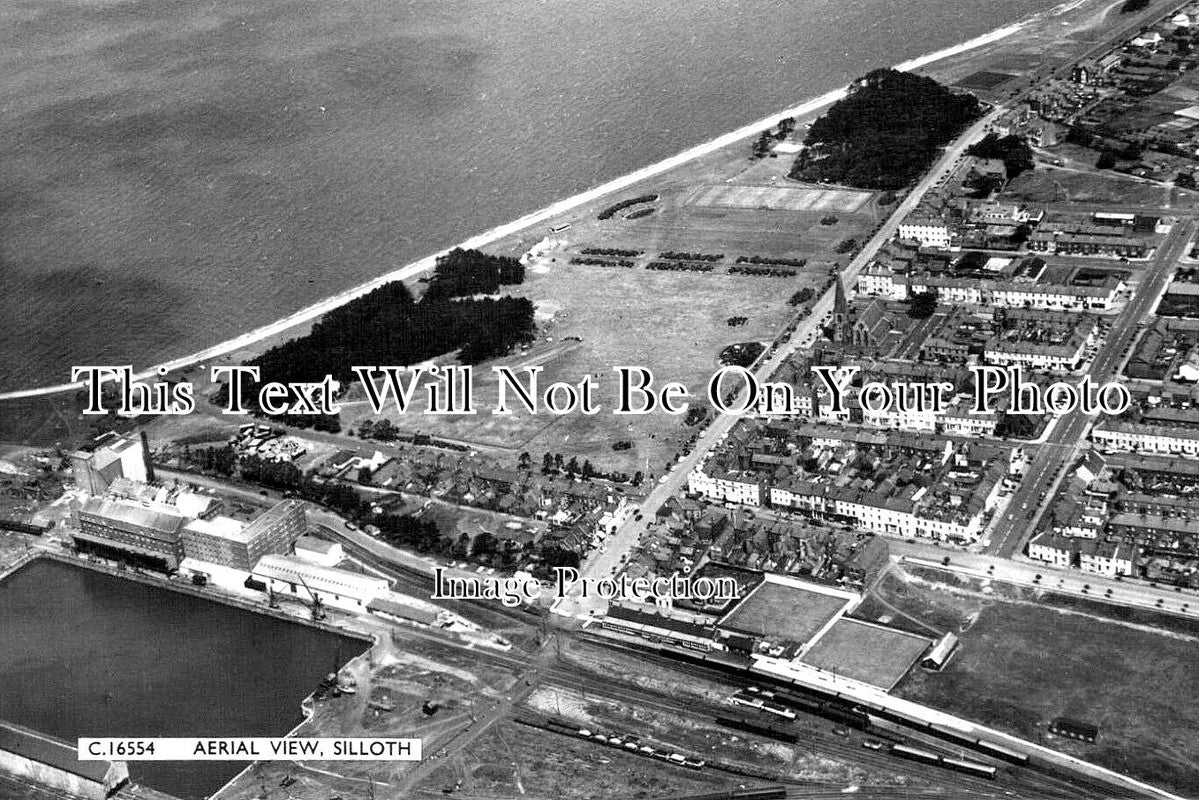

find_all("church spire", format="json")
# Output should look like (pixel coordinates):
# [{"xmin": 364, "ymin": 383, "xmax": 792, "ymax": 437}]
[{"xmin": 832, "ymin": 274, "xmax": 851, "ymax": 343}]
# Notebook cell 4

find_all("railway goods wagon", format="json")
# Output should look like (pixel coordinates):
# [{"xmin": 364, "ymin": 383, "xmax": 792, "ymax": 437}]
[
  {"xmin": 715, "ymin": 713, "xmax": 800, "ymax": 743},
  {"xmin": 942, "ymin": 756, "xmax": 998, "ymax": 780}
]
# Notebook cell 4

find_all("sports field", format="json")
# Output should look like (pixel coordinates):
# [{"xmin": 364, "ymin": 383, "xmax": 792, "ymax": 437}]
[
  {"xmin": 718, "ymin": 578, "xmax": 853, "ymax": 644},
  {"xmin": 800, "ymin": 618, "xmax": 930, "ymax": 690},
  {"xmin": 690, "ymin": 185, "xmax": 872, "ymax": 213},
  {"xmin": 954, "ymin": 70, "xmax": 1016, "ymax": 90},
  {"xmin": 894, "ymin": 592, "xmax": 1199, "ymax": 796}
]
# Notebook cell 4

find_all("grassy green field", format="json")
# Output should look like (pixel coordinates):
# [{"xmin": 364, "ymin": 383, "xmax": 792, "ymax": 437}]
[
  {"xmin": 340, "ymin": 256, "xmax": 811, "ymax": 474},
  {"xmin": 720, "ymin": 580, "xmax": 850, "ymax": 643},
  {"xmin": 801, "ymin": 619, "xmax": 930, "ymax": 690},
  {"xmin": 1004, "ymin": 160, "xmax": 1197, "ymax": 209},
  {"xmin": 894, "ymin": 591, "xmax": 1199, "ymax": 796}
]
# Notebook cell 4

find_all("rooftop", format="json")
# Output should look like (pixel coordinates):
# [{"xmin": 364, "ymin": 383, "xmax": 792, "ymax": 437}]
[
  {"xmin": 78, "ymin": 497, "xmax": 186, "ymax": 540},
  {"xmin": 0, "ymin": 719, "xmax": 116, "ymax": 784}
]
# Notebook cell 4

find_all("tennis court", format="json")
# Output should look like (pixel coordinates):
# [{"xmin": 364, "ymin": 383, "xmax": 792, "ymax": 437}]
[{"xmin": 690, "ymin": 184, "xmax": 872, "ymax": 213}]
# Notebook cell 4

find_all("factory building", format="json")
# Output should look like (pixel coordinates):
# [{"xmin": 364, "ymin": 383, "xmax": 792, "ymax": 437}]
[
  {"xmin": 294, "ymin": 534, "xmax": 344, "ymax": 567},
  {"xmin": 73, "ymin": 497, "xmax": 186, "ymax": 571},
  {"xmin": 0, "ymin": 720, "xmax": 128, "ymax": 799},
  {"xmin": 70, "ymin": 436, "xmax": 146, "ymax": 495},
  {"xmin": 181, "ymin": 500, "xmax": 306, "ymax": 571},
  {"xmin": 252, "ymin": 554, "xmax": 389, "ymax": 611}
]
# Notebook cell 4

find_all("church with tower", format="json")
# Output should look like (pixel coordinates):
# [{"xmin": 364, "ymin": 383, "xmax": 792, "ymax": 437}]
[{"xmin": 830, "ymin": 275, "xmax": 898, "ymax": 352}]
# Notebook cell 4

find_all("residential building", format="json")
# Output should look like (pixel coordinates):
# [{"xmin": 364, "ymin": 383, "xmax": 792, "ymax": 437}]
[
  {"xmin": 1091, "ymin": 420, "xmax": 1199, "ymax": 456},
  {"xmin": 897, "ymin": 218, "xmax": 954, "ymax": 250}
]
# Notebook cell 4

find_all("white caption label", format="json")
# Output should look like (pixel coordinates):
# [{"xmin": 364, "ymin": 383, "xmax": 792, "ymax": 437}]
[{"xmin": 78, "ymin": 737, "xmax": 422, "ymax": 761}]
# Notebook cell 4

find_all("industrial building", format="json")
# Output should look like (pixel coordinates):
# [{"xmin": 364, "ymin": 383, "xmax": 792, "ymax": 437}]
[
  {"xmin": 294, "ymin": 534, "xmax": 344, "ymax": 567},
  {"xmin": 70, "ymin": 435, "xmax": 146, "ymax": 495},
  {"xmin": 367, "ymin": 596, "xmax": 442, "ymax": 627},
  {"xmin": 181, "ymin": 500, "xmax": 306, "ymax": 571},
  {"xmin": 252, "ymin": 554, "xmax": 389, "ymax": 611},
  {"xmin": 73, "ymin": 497, "xmax": 186, "ymax": 571},
  {"xmin": 0, "ymin": 720, "xmax": 127, "ymax": 799}
]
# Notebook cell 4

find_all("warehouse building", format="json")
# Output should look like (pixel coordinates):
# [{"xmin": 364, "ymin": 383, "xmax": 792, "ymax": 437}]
[
  {"xmin": 0, "ymin": 720, "xmax": 128, "ymax": 799},
  {"xmin": 73, "ymin": 497, "xmax": 186, "ymax": 571},
  {"xmin": 294, "ymin": 534, "xmax": 344, "ymax": 567},
  {"xmin": 70, "ymin": 436, "xmax": 146, "ymax": 495},
  {"xmin": 252, "ymin": 554, "xmax": 389, "ymax": 611},
  {"xmin": 181, "ymin": 500, "xmax": 306, "ymax": 571}
]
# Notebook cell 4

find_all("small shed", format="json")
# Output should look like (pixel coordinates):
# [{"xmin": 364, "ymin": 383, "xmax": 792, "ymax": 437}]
[{"xmin": 921, "ymin": 632, "xmax": 959, "ymax": 670}]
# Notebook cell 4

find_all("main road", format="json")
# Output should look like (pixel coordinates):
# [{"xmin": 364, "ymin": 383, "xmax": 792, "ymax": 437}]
[
  {"xmin": 554, "ymin": 105, "xmax": 1009, "ymax": 619},
  {"xmin": 985, "ymin": 218, "xmax": 1194, "ymax": 557}
]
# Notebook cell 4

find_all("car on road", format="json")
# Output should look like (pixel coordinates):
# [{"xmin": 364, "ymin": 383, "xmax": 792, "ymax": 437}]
[{"xmin": 862, "ymin": 740, "xmax": 884, "ymax": 750}]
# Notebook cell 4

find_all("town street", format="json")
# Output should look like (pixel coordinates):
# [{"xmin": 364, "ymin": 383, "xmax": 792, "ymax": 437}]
[
  {"xmin": 985, "ymin": 219, "xmax": 1195, "ymax": 557},
  {"xmin": 553, "ymin": 105, "xmax": 1010, "ymax": 619}
]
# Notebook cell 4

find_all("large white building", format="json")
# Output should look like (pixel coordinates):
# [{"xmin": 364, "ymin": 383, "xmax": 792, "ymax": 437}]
[
  {"xmin": 293, "ymin": 534, "xmax": 344, "ymax": 567},
  {"xmin": 858, "ymin": 269, "xmax": 1121, "ymax": 311},
  {"xmin": 1027, "ymin": 530, "xmax": 1133, "ymax": 578},
  {"xmin": 898, "ymin": 216, "xmax": 955, "ymax": 250},
  {"xmin": 1091, "ymin": 420, "xmax": 1199, "ymax": 457},
  {"xmin": 939, "ymin": 407, "xmax": 999, "ymax": 437},
  {"xmin": 984, "ymin": 333, "xmax": 1091, "ymax": 372},
  {"xmin": 70, "ymin": 436, "xmax": 147, "ymax": 495},
  {"xmin": 686, "ymin": 468, "xmax": 761, "ymax": 506},
  {"xmin": 252, "ymin": 554, "xmax": 389, "ymax": 611},
  {"xmin": 767, "ymin": 479, "xmax": 1001, "ymax": 543}
]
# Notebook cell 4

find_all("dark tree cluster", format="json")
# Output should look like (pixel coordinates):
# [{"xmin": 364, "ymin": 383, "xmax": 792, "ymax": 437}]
[
  {"xmin": 791, "ymin": 69, "xmax": 982, "ymax": 189},
  {"xmin": 422, "ymin": 247, "xmax": 524, "ymax": 302},
  {"xmin": 752, "ymin": 117, "xmax": 797, "ymax": 158},
  {"xmin": 1120, "ymin": 0, "xmax": 1150, "ymax": 12},
  {"xmin": 537, "ymin": 451, "xmax": 639, "ymax": 485},
  {"xmin": 788, "ymin": 287, "xmax": 815, "ymax": 306},
  {"xmin": 184, "ymin": 445, "xmax": 236, "ymax": 476},
  {"xmin": 735, "ymin": 255, "xmax": 807, "ymax": 268},
  {"xmin": 646, "ymin": 261, "xmax": 715, "ymax": 273},
  {"xmin": 597, "ymin": 195, "xmax": 658, "ymax": 220},
  {"xmin": 580, "ymin": 247, "xmax": 642, "ymax": 257},
  {"xmin": 728, "ymin": 265, "xmax": 796, "ymax": 278},
  {"xmin": 719, "ymin": 342, "xmax": 765, "ymax": 368},
  {"xmin": 907, "ymin": 289, "xmax": 938, "ymax": 319},
  {"xmin": 660, "ymin": 251, "xmax": 724, "ymax": 262},
  {"xmin": 570, "ymin": 257, "xmax": 634, "ymax": 268},
  {"xmin": 230, "ymin": 250, "xmax": 536, "ymax": 414},
  {"xmin": 965, "ymin": 133, "xmax": 1035, "ymax": 179}
]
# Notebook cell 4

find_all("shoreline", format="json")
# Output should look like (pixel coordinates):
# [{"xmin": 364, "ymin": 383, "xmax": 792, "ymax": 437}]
[{"xmin": 0, "ymin": 19, "xmax": 1032, "ymax": 402}]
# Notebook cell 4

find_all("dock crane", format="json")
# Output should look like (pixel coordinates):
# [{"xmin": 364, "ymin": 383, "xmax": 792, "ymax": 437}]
[{"xmin": 296, "ymin": 574, "xmax": 326, "ymax": 621}]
